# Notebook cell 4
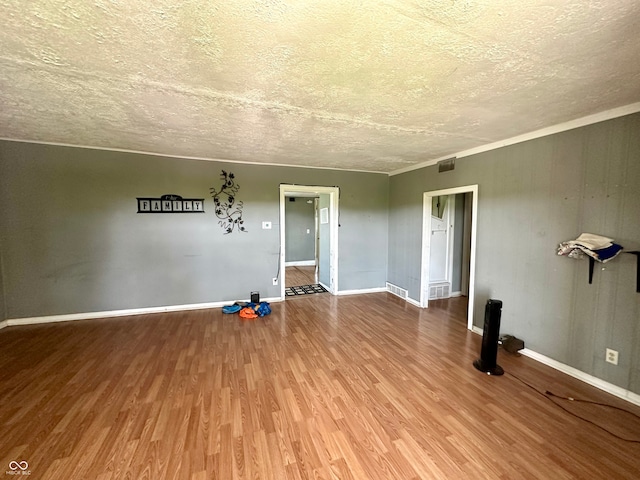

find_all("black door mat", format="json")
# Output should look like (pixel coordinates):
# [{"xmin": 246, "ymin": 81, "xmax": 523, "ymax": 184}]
[{"xmin": 285, "ymin": 284, "xmax": 328, "ymax": 296}]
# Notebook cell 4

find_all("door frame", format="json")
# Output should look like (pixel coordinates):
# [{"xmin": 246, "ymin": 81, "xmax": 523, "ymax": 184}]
[
  {"xmin": 279, "ymin": 185, "xmax": 339, "ymax": 298},
  {"xmin": 421, "ymin": 185, "xmax": 478, "ymax": 330}
]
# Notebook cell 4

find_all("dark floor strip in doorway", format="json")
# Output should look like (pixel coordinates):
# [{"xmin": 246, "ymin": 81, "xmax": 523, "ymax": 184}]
[{"xmin": 285, "ymin": 284, "xmax": 328, "ymax": 296}]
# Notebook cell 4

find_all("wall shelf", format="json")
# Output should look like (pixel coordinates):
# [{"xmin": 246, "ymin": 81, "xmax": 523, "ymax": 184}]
[
  {"xmin": 588, "ymin": 251, "xmax": 640, "ymax": 292},
  {"xmin": 628, "ymin": 251, "xmax": 640, "ymax": 293}
]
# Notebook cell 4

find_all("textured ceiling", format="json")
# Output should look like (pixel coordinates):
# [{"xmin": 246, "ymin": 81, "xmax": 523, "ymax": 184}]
[{"xmin": 1, "ymin": 1, "xmax": 639, "ymax": 173}]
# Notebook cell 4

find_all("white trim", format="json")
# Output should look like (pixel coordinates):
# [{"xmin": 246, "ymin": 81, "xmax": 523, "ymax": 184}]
[
  {"xmin": 389, "ymin": 102, "xmax": 640, "ymax": 176},
  {"xmin": 1, "ymin": 297, "xmax": 283, "ymax": 328},
  {"xmin": 0, "ymin": 137, "xmax": 383, "ymax": 175},
  {"xmin": 406, "ymin": 297, "xmax": 422, "ymax": 307},
  {"xmin": 285, "ymin": 260, "xmax": 316, "ymax": 267},
  {"xmin": 319, "ymin": 281, "xmax": 331, "ymax": 292},
  {"xmin": 3, "ymin": 103, "xmax": 638, "ymax": 178},
  {"xmin": 8, "ymin": 298, "xmax": 640, "ymax": 407},
  {"xmin": 421, "ymin": 185, "xmax": 478, "ymax": 332},
  {"xmin": 280, "ymin": 185, "xmax": 339, "ymax": 299},
  {"xmin": 337, "ymin": 287, "xmax": 387, "ymax": 296},
  {"xmin": 420, "ymin": 193, "xmax": 432, "ymax": 307},
  {"xmin": 450, "ymin": 291, "xmax": 463, "ymax": 298},
  {"xmin": 519, "ymin": 348, "xmax": 640, "ymax": 408},
  {"xmin": 460, "ymin": 192, "xmax": 472, "ymax": 296},
  {"xmin": 469, "ymin": 328, "xmax": 640, "ymax": 407}
]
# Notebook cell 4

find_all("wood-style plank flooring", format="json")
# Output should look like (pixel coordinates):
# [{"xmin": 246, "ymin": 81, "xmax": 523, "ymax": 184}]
[
  {"xmin": 285, "ymin": 266, "xmax": 316, "ymax": 288},
  {"xmin": 1, "ymin": 294, "xmax": 640, "ymax": 479}
]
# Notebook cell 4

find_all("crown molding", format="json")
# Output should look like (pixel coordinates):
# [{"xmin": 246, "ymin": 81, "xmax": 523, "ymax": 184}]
[{"xmin": 389, "ymin": 102, "xmax": 640, "ymax": 176}]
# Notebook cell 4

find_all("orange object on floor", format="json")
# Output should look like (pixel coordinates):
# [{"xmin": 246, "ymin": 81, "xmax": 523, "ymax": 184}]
[{"xmin": 239, "ymin": 307, "xmax": 258, "ymax": 319}]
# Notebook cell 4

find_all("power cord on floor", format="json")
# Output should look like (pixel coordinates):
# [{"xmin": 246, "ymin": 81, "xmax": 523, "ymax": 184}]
[{"xmin": 506, "ymin": 370, "xmax": 640, "ymax": 444}]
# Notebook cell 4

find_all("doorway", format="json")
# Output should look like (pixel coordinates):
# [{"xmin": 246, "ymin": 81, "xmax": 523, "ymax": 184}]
[
  {"xmin": 284, "ymin": 195, "xmax": 318, "ymax": 289},
  {"xmin": 421, "ymin": 185, "xmax": 478, "ymax": 330},
  {"xmin": 279, "ymin": 185, "xmax": 339, "ymax": 299}
]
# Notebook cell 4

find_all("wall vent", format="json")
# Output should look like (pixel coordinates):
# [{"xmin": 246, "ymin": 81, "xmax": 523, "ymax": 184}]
[
  {"xmin": 429, "ymin": 282, "xmax": 451, "ymax": 300},
  {"xmin": 438, "ymin": 157, "xmax": 455, "ymax": 173},
  {"xmin": 386, "ymin": 282, "xmax": 408, "ymax": 300}
]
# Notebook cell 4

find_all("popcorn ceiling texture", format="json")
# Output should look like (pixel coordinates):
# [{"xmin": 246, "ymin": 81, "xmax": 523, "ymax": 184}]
[{"xmin": 1, "ymin": 0, "xmax": 639, "ymax": 172}]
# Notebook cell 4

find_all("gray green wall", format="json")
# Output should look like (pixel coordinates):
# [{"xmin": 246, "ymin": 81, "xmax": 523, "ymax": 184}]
[
  {"xmin": 2, "ymin": 113, "xmax": 638, "ymax": 396},
  {"xmin": 0, "ymin": 141, "xmax": 388, "ymax": 319},
  {"xmin": 0, "ymin": 245, "xmax": 6, "ymax": 322},
  {"xmin": 389, "ymin": 112, "xmax": 640, "ymax": 394},
  {"xmin": 284, "ymin": 198, "xmax": 316, "ymax": 263}
]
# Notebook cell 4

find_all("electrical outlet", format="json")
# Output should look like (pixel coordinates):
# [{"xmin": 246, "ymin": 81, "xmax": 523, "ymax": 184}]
[
  {"xmin": 606, "ymin": 348, "xmax": 619, "ymax": 365},
  {"xmin": 272, "ymin": 277, "xmax": 278, "ymax": 285}
]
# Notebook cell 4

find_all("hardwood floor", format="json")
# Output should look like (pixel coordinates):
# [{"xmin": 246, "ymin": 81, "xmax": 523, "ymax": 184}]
[
  {"xmin": 1, "ymin": 294, "xmax": 639, "ymax": 479},
  {"xmin": 285, "ymin": 266, "xmax": 316, "ymax": 288}
]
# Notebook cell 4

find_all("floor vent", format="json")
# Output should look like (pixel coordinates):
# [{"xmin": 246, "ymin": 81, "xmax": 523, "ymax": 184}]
[
  {"xmin": 429, "ymin": 282, "xmax": 450, "ymax": 300},
  {"xmin": 386, "ymin": 282, "xmax": 408, "ymax": 300}
]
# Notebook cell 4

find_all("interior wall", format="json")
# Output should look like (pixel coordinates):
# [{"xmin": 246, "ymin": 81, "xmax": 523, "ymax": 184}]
[
  {"xmin": 0, "ymin": 147, "xmax": 5, "ymax": 322},
  {"xmin": 388, "ymin": 112, "xmax": 640, "ymax": 394},
  {"xmin": 0, "ymin": 141, "xmax": 389, "ymax": 319},
  {"xmin": 284, "ymin": 198, "xmax": 316, "ymax": 263},
  {"xmin": 0, "ymin": 247, "xmax": 6, "ymax": 322}
]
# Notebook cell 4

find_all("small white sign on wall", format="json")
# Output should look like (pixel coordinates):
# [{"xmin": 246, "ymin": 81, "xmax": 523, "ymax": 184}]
[{"xmin": 320, "ymin": 207, "xmax": 329, "ymax": 224}]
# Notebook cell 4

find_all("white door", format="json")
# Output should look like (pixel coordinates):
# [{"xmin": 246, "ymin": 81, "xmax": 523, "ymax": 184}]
[{"xmin": 429, "ymin": 198, "xmax": 450, "ymax": 283}]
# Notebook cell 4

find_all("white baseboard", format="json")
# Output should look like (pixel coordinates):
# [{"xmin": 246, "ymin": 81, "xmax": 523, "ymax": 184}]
[
  {"xmin": 8, "ymin": 296, "xmax": 638, "ymax": 407},
  {"xmin": 519, "ymin": 348, "xmax": 640, "ymax": 407},
  {"xmin": 285, "ymin": 260, "xmax": 316, "ymax": 267},
  {"xmin": 469, "ymin": 328, "xmax": 640, "ymax": 407},
  {"xmin": 1, "ymin": 297, "xmax": 283, "ymax": 329},
  {"xmin": 406, "ymin": 297, "xmax": 422, "ymax": 307},
  {"xmin": 338, "ymin": 287, "xmax": 387, "ymax": 296},
  {"xmin": 450, "ymin": 291, "xmax": 463, "ymax": 298}
]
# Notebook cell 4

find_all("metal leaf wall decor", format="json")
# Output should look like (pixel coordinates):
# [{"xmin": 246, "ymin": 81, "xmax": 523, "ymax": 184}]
[{"xmin": 210, "ymin": 170, "xmax": 246, "ymax": 234}]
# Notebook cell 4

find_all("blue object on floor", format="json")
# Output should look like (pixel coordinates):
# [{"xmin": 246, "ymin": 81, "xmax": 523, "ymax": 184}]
[
  {"xmin": 222, "ymin": 303, "xmax": 242, "ymax": 314},
  {"xmin": 256, "ymin": 302, "xmax": 271, "ymax": 317}
]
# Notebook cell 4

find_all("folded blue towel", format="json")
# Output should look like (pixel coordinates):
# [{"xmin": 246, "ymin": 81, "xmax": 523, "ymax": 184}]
[{"xmin": 593, "ymin": 243, "xmax": 623, "ymax": 263}]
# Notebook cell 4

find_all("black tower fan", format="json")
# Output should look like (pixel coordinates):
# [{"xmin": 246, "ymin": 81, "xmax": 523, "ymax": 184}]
[{"xmin": 473, "ymin": 299, "xmax": 504, "ymax": 375}]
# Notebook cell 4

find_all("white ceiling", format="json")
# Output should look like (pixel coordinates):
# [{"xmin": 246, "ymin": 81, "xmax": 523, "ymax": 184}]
[{"xmin": 1, "ymin": 0, "xmax": 639, "ymax": 174}]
